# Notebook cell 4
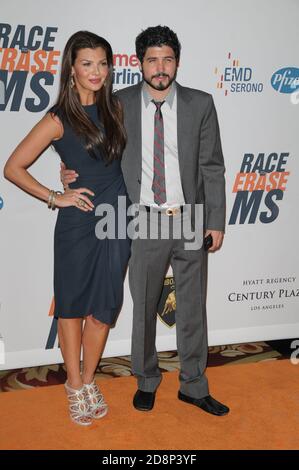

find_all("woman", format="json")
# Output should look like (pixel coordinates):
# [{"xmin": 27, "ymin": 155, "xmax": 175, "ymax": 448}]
[{"xmin": 4, "ymin": 31, "xmax": 131, "ymax": 426}]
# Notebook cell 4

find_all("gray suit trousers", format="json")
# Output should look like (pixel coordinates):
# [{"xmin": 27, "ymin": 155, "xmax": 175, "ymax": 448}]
[{"xmin": 129, "ymin": 211, "xmax": 209, "ymax": 398}]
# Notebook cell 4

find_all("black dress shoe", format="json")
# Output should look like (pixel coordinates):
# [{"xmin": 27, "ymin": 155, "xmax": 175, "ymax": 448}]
[
  {"xmin": 133, "ymin": 389, "xmax": 156, "ymax": 411},
  {"xmin": 178, "ymin": 391, "xmax": 229, "ymax": 416}
]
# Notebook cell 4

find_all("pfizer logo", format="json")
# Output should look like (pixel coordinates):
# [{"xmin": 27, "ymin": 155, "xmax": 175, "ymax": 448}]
[
  {"xmin": 271, "ymin": 67, "xmax": 299, "ymax": 93},
  {"xmin": 0, "ymin": 197, "xmax": 3, "ymax": 210}
]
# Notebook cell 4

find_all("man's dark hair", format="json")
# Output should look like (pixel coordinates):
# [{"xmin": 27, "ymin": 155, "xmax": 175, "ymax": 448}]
[{"xmin": 135, "ymin": 25, "xmax": 181, "ymax": 63}]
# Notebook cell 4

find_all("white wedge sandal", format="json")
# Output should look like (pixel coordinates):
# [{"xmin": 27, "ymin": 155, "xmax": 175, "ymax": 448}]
[
  {"xmin": 64, "ymin": 381, "xmax": 93, "ymax": 426},
  {"xmin": 84, "ymin": 379, "xmax": 108, "ymax": 419}
]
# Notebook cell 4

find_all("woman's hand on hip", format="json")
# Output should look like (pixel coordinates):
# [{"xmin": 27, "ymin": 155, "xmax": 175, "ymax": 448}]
[{"xmin": 55, "ymin": 188, "xmax": 95, "ymax": 212}]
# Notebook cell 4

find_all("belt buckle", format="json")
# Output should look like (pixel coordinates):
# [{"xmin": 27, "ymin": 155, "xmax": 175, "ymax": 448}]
[{"xmin": 166, "ymin": 207, "xmax": 179, "ymax": 216}]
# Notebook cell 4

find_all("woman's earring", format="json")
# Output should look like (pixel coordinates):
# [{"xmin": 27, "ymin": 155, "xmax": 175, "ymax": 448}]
[{"xmin": 70, "ymin": 75, "xmax": 75, "ymax": 88}]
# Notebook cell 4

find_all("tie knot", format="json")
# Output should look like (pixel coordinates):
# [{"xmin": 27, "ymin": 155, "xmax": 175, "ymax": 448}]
[{"xmin": 152, "ymin": 100, "xmax": 165, "ymax": 110}]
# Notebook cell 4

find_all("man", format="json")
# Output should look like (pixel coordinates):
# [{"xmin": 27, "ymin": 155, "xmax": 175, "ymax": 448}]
[{"xmin": 62, "ymin": 26, "xmax": 229, "ymax": 416}]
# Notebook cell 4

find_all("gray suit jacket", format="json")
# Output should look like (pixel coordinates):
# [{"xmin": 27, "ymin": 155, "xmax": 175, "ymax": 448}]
[{"xmin": 116, "ymin": 81, "xmax": 226, "ymax": 232}]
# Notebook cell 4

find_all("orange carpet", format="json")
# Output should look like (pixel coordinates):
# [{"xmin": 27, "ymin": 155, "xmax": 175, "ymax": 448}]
[{"xmin": 0, "ymin": 360, "xmax": 298, "ymax": 450}]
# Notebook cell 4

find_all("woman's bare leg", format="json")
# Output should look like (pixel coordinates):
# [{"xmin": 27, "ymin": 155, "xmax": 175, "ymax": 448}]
[
  {"xmin": 82, "ymin": 315, "xmax": 110, "ymax": 384},
  {"xmin": 58, "ymin": 317, "xmax": 83, "ymax": 389}
]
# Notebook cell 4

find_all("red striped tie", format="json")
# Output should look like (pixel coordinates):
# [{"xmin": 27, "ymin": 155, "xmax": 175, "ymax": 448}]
[{"xmin": 152, "ymin": 100, "xmax": 166, "ymax": 205}]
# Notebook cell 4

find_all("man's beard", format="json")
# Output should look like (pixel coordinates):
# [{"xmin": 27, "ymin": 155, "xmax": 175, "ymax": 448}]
[{"xmin": 142, "ymin": 70, "xmax": 177, "ymax": 91}]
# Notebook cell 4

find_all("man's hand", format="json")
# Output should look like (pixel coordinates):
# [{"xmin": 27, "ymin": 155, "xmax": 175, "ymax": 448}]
[
  {"xmin": 60, "ymin": 162, "xmax": 79, "ymax": 190},
  {"xmin": 205, "ymin": 230, "xmax": 224, "ymax": 252}
]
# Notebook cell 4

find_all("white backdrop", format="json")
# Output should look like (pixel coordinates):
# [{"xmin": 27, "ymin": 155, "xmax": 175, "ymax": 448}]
[{"xmin": 1, "ymin": 0, "xmax": 299, "ymax": 369}]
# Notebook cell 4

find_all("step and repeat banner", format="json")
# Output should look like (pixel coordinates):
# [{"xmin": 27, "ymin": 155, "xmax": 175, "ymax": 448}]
[{"xmin": 1, "ymin": 0, "xmax": 299, "ymax": 369}]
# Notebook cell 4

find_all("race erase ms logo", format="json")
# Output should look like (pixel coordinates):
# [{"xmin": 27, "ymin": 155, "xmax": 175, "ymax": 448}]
[
  {"xmin": 0, "ymin": 23, "xmax": 61, "ymax": 112},
  {"xmin": 229, "ymin": 152, "xmax": 290, "ymax": 225}
]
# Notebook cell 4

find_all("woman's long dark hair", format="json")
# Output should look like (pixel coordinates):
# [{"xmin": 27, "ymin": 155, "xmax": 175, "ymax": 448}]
[{"xmin": 55, "ymin": 31, "xmax": 126, "ymax": 163}]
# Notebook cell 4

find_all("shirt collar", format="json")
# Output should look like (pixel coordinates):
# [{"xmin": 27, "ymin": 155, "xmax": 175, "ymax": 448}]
[{"xmin": 142, "ymin": 81, "xmax": 176, "ymax": 109}]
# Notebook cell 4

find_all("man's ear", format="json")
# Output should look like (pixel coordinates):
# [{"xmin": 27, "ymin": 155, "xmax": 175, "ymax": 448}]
[{"xmin": 137, "ymin": 59, "xmax": 142, "ymax": 73}]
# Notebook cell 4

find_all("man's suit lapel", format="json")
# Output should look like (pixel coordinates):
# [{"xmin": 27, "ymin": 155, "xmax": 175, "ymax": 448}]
[
  {"xmin": 176, "ymin": 83, "xmax": 193, "ymax": 200},
  {"xmin": 129, "ymin": 82, "xmax": 142, "ymax": 183}
]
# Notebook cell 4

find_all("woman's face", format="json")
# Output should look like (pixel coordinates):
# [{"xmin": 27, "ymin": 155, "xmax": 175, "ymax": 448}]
[{"xmin": 71, "ymin": 47, "xmax": 109, "ymax": 97}]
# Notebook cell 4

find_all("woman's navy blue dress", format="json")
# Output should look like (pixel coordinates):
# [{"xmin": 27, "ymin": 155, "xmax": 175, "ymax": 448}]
[{"xmin": 50, "ymin": 104, "xmax": 131, "ymax": 324}]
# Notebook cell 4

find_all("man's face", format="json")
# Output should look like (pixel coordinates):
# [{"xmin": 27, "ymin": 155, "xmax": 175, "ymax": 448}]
[{"xmin": 139, "ymin": 45, "xmax": 179, "ymax": 91}]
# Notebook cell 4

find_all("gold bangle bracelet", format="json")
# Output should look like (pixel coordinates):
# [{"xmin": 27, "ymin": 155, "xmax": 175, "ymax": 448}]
[
  {"xmin": 48, "ymin": 190, "xmax": 63, "ymax": 210},
  {"xmin": 53, "ymin": 190, "xmax": 63, "ymax": 209},
  {"xmin": 47, "ymin": 190, "xmax": 55, "ymax": 209},
  {"xmin": 51, "ymin": 193, "xmax": 56, "ymax": 210}
]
